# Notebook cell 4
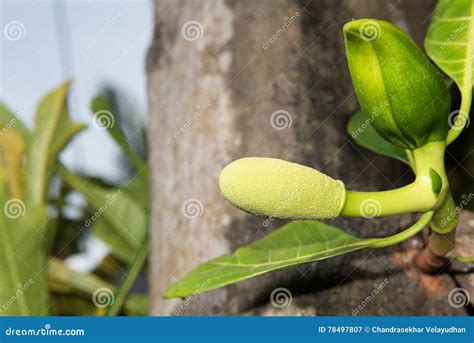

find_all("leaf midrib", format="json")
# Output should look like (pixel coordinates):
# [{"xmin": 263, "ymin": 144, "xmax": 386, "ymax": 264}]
[{"xmin": 210, "ymin": 239, "xmax": 376, "ymax": 268}]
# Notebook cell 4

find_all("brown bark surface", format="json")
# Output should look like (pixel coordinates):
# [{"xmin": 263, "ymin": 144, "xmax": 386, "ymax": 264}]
[{"xmin": 147, "ymin": 0, "xmax": 468, "ymax": 315}]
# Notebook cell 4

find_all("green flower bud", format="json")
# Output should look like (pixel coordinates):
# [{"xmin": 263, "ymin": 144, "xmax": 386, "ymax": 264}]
[
  {"xmin": 219, "ymin": 157, "xmax": 346, "ymax": 220},
  {"xmin": 344, "ymin": 19, "xmax": 451, "ymax": 149}
]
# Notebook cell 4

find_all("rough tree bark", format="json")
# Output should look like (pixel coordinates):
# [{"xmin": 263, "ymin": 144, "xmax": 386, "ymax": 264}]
[{"xmin": 147, "ymin": 0, "xmax": 468, "ymax": 315}]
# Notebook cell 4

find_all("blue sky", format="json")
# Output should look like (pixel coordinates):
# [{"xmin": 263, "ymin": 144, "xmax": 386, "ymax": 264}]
[{"xmin": 0, "ymin": 0, "xmax": 153, "ymax": 181}]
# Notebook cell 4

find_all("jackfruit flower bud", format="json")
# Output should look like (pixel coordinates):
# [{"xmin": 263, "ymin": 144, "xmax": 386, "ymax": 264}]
[{"xmin": 219, "ymin": 157, "xmax": 346, "ymax": 220}]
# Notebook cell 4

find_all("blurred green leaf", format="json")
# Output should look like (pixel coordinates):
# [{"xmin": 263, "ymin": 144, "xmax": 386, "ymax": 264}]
[
  {"xmin": 90, "ymin": 95, "xmax": 147, "ymax": 172},
  {"xmin": 58, "ymin": 166, "xmax": 147, "ymax": 262},
  {"xmin": 0, "ymin": 171, "xmax": 51, "ymax": 315},
  {"xmin": 0, "ymin": 102, "xmax": 31, "ymax": 142},
  {"xmin": 0, "ymin": 102, "xmax": 30, "ymax": 198},
  {"xmin": 124, "ymin": 175, "xmax": 150, "ymax": 208},
  {"xmin": 26, "ymin": 81, "xmax": 86, "ymax": 204},
  {"xmin": 93, "ymin": 217, "xmax": 136, "ymax": 263},
  {"xmin": 347, "ymin": 111, "xmax": 409, "ymax": 165}
]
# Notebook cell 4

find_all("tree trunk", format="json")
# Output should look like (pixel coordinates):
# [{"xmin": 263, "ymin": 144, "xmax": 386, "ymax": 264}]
[{"xmin": 147, "ymin": 0, "xmax": 467, "ymax": 315}]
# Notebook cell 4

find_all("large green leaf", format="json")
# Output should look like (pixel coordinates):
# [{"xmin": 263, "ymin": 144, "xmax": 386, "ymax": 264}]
[
  {"xmin": 165, "ymin": 221, "xmax": 376, "ymax": 298},
  {"xmin": 58, "ymin": 165, "xmax": 147, "ymax": 261},
  {"xmin": 0, "ymin": 166, "xmax": 51, "ymax": 315},
  {"xmin": 26, "ymin": 81, "xmax": 86, "ymax": 204},
  {"xmin": 165, "ymin": 214, "xmax": 433, "ymax": 298},
  {"xmin": 347, "ymin": 111, "xmax": 410, "ymax": 165},
  {"xmin": 425, "ymin": 0, "xmax": 474, "ymax": 91},
  {"xmin": 0, "ymin": 211, "xmax": 51, "ymax": 315}
]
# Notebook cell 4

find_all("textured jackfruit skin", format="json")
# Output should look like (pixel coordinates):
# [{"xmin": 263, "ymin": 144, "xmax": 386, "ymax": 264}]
[{"xmin": 219, "ymin": 157, "xmax": 346, "ymax": 220}]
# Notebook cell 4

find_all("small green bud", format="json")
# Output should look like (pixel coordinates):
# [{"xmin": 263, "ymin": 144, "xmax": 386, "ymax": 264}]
[
  {"xmin": 219, "ymin": 157, "xmax": 346, "ymax": 220},
  {"xmin": 344, "ymin": 19, "xmax": 451, "ymax": 149}
]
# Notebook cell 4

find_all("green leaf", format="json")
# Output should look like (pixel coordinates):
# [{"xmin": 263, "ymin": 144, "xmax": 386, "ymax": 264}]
[
  {"xmin": 0, "ymin": 167, "xmax": 51, "ymax": 315},
  {"xmin": 0, "ymin": 102, "xmax": 31, "ymax": 143},
  {"xmin": 58, "ymin": 165, "xmax": 147, "ymax": 262},
  {"xmin": 0, "ymin": 102, "xmax": 31, "ymax": 198},
  {"xmin": 90, "ymin": 95, "xmax": 147, "ymax": 172},
  {"xmin": 425, "ymin": 0, "xmax": 474, "ymax": 91},
  {"xmin": 347, "ymin": 111, "xmax": 410, "ymax": 165},
  {"xmin": 164, "ymin": 220, "xmax": 378, "ymax": 299},
  {"xmin": 425, "ymin": 0, "xmax": 474, "ymax": 144},
  {"xmin": 57, "ymin": 168, "xmax": 149, "ymax": 314},
  {"xmin": 0, "ymin": 212, "xmax": 51, "ymax": 315},
  {"xmin": 123, "ymin": 174, "xmax": 150, "ymax": 209},
  {"xmin": 93, "ymin": 217, "xmax": 136, "ymax": 262},
  {"xmin": 165, "ymin": 213, "xmax": 434, "ymax": 299},
  {"xmin": 26, "ymin": 81, "xmax": 86, "ymax": 204}
]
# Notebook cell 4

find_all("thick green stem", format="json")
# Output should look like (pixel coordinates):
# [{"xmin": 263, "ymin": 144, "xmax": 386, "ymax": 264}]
[
  {"xmin": 412, "ymin": 143, "xmax": 460, "ymax": 273},
  {"xmin": 342, "ymin": 141, "xmax": 446, "ymax": 217}
]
